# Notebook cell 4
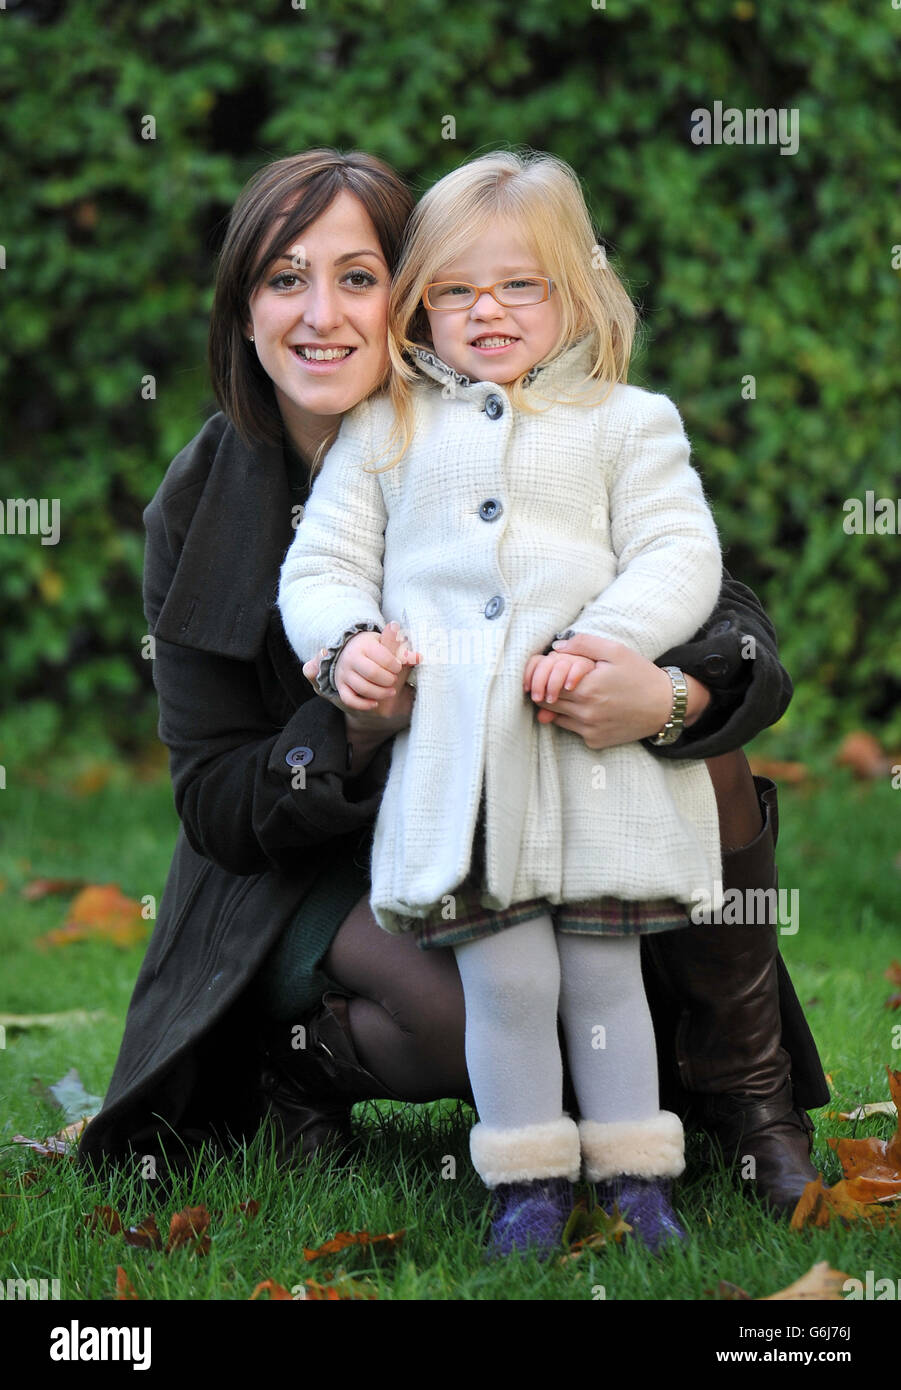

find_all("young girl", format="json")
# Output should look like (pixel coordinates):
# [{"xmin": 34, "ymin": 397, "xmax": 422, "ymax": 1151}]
[{"xmin": 278, "ymin": 150, "xmax": 722, "ymax": 1257}]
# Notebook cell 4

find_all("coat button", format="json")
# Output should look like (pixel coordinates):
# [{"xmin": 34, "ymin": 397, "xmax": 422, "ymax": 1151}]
[
  {"xmin": 285, "ymin": 745, "xmax": 314, "ymax": 767},
  {"xmin": 702, "ymin": 654, "xmax": 729, "ymax": 679},
  {"xmin": 708, "ymin": 619, "xmax": 732, "ymax": 637},
  {"xmin": 478, "ymin": 498, "xmax": 503, "ymax": 521},
  {"xmin": 484, "ymin": 394, "xmax": 504, "ymax": 419},
  {"xmin": 484, "ymin": 595, "xmax": 505, "ymax": 619}
]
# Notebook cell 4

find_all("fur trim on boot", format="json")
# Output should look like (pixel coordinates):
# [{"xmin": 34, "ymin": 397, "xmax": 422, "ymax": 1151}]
[
  {"xmin": 579, "ymin": 1111, "xmax": 685, "ymax": 1182},
  {"xmin": 470, "ymin": 1115, "xmax": 581, "ymax": 1188}
]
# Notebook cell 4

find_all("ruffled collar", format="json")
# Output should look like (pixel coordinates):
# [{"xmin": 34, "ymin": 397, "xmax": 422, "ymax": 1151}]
[{"xmin": 411, "ymin": 336, "xmax": 597, "ymax": 396}]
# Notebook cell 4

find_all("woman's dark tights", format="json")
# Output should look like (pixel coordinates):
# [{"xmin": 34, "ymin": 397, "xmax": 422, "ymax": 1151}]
[{"xmin": 321, "ymin": 895, "xmax": 472, "ymax": 1104}]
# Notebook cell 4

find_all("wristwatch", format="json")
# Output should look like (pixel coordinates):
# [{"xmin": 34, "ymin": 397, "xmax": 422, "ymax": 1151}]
[{"xmin": 650, "ymin": 665, "xmax": 689, "ymax": 746}]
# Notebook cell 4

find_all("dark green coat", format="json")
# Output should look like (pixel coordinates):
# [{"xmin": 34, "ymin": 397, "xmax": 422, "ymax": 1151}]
[{"xmin": 78, "ymin": 412, "xmax": 805, "ymax": 1170}]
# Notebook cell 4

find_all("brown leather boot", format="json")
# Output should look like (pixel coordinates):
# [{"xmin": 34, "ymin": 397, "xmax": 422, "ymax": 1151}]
[
  {"xmin": 256, "ymin": 993, "xmax": 401, "ymax": 1168},
  {"xmin": 643, "ymin": 774, "xmax": 820, "ymax": 1217}
]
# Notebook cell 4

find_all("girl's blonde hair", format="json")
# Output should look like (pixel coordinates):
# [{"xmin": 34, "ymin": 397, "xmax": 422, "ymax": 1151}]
[{"xmin": 373, "ymin": 148, "xmax": 637, "ymax": 470}]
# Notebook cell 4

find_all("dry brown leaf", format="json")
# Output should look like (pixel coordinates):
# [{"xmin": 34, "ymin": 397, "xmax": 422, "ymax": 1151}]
[
  {"xmin": 792, "ymin": 1077, "xmax": 901, "ymax": 1229},
  {"xmin": 789, "ymin": 1175, "xmax": 889, "ymax": 1229},
  {"xmin": 249, "ymin": 1279, "xmax": 293, "ymax": 1300},
  {"xmin": 763, "ymin": 1261, "xmax": 851, "ymax": 1301},
  {"xmin": 166, "ymin": 1205, "xmax": 211, "ymax": 1255},
  {"xmin": 302, "ymin": 1272, "xmax": 379, "ymax": 1300},
  {"xmin": 115, "ymin": 1267, "xmax": 139, "ymax": 1301},
  {"xmin": 236, "ymin": 1199, "xmax": 260, "ymax": 1220},
  {"xmin": 84, "ymin": 1205, "xmax": 123, "ymax": 1236},
  {"xmin": 124, "ymin": 1215, "xmax": 163, "ymax": 1250},
  {"xmin": 835, "ymin": 730, "xmax": 890, "ymax": 779},
  {"xmin": 20, "ymin": 877, "xmax": 87, "ymax": 901},
  {"xmin": 12, "ymin": 1133, "xmax": 69, "ymax": 1158},
  {"xmin": 704, "ymin": 1280, "xmax": 752, "ymax": 1300},
  {"xmin": 828, "ymin": 1068, "xmax": 901, "ymax": 1200},
  {"xmin": 303, "ymin": 1228, "xmax": 405, "ymax": 1262},
  {"xmin": 35, "ymin": 884, "xmax": 148, "ymax": 951},
  {"xmin": 747, "ymin": 757, "xmax": 809, "ymax": 784},
  {"xmin": 886, "ymin": 961, "xmax": 901, "ymax": 988}
]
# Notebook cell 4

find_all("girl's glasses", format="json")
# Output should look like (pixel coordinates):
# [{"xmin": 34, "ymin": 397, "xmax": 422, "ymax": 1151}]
[{"xmin": 423, "ymin": 276, "xmax": 555, "ymax": 311}]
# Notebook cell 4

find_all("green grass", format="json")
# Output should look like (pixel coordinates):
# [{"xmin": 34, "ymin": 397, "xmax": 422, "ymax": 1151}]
[{"xmin": 1, "ymin": 764, "xmax": 898, "ymax": 1301}]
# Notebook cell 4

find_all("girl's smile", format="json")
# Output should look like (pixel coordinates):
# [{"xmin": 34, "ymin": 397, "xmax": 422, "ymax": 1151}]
[{"xmin": 425, "ymin": 221, "xmax": 562, "ymax": 385}]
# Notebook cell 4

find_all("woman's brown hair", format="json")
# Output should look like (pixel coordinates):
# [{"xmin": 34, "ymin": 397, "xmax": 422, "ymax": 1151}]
[{"xmin": 209, "ymin": 149, "xmax": 414, "ymax": 446}]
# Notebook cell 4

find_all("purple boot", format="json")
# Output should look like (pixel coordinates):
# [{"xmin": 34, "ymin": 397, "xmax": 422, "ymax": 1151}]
[
  {"xmin": 485, "ymin": 1176, "xmax": 574, "ymax": 1260},
  {"xmin": 594, "ymin": 1175, "xmax": 686, "ymax": 1253}
]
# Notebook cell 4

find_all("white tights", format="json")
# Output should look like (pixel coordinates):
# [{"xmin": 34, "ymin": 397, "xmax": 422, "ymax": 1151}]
[{"xmin": 453, "ymin": 915, "xmax": 660, "ymax": 1130}]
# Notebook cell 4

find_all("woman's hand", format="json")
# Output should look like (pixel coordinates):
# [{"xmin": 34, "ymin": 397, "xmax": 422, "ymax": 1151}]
[{"xmin": 528, "ymin": 634, "xmax": 711, "ymax": 751}]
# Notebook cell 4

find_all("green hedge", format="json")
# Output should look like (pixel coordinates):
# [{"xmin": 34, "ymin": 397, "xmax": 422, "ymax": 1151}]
[{"xmin": 1, "ymin": 0, "xmax": 899, "ymax": 767}]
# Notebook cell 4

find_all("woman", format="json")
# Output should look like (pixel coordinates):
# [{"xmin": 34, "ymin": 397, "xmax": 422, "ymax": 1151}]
[{"xmin": 78, "ymin": 150, "xmax": 827, "ymax": 1218}]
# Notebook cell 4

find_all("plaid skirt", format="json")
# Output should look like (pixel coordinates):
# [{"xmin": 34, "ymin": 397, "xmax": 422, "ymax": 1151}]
[{"xmin": 415, "ymin": 793, "xmax": 689, "ymax": 951}]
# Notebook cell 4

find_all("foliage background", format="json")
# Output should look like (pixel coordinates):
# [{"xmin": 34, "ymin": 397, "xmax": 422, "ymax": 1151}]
[{"xmin": 1, "ymin": 0, "xmax": 899, "ymax": 768}]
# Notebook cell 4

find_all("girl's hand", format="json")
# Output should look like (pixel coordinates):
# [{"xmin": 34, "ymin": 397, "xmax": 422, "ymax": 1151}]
[
  {"xmin": 302, "ymin": 621, "xmax": 419, "ymax": 729},
  {"xmin": 309, "ymin": 620, "xmax": 416, "ymax": 712},
  {"xmin": 530, "ymin": 634, "xmax": 711, "ymax": 751},
  {"xmin": 523, "ymin": 651, "xmax": 596, "ymax": 704}
]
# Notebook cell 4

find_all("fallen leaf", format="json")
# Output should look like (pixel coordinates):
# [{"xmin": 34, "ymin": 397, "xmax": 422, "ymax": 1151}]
[
  {"xmin": 84, "ymin": 1205, "xmax": 123, "ymax": 1235},
  {"xmin": 887, "ymin": 995, "xmax": 901, "ymax": 1011},
  {"xmin": 303, "ymin": 1272, "xmax": 379, "ymax": 1300},
  {"xmin": 886, "ymin": 962, "xmax": 901, "ymax": 988},
  {"xmin": 13, "ymin": 1134, "xmax": 69, "ymax": 1158},
  {"xmin": 303, "ymin": 1228, "xmax": 405, "ymax": 1262},
  {"xmin": 835, "ymin": 730, "xmax": 889, "ymax": 779},
  {"xmin": 53, "ymin": 1117, "xmax": 94, "ymax": 1148},
  {"xmin": 115, "ymin": 1267, "xmax": 139, "ymax": 1301},
  {"xmin": 560, "ymin": 1201, "xmax": 632, "ymax": 1257},
  {"xmin": 763, "ymin": 1261, "xmax": 851, "ymax": 1301},
  {"xmin": 124, "ymin": 1215, "xmax": 162, "ymax": 1250},
  {"xmin": 20, "ymin": 877, "xmax": 87, "ymax": 901},
  {"xmin": 791, "ymin": 1175, "xmax": 899, "ymax": 1230},
  {"xmin": 747, "ymin": 758, "xmax": 809, "ymax": 784},
  {"xmin": 249, "ymin": 1279, "xmax": 294, "ymax": 1300},
  {"xmin": 0, "ymin": 1010, "xmax": 106, "ymax": 1033},
  {"xmin": 838, "ymin": 1102, "xmax": 897, "ymax": 1121},
  {"xmin": 828, "ymin": 1068, "xmax": 901, "ymax": 1201},
  {"xmin": 34, "ymin": 884, "xmax": 148, "ymax": 951},
  {"xmin": 236, "ymin": 1199, "xmax": 260, "ymax": 1220},
  {"xmin": 45, "ymin": 1068, "xmax": 104, "ymax": 1124},
  {"xmin": 704, "ymin": 1280, "xmax": 752, "ymax": 1300},
  {"xmin": 166, "ymin": 1205, "xmax": 211, "ymax": 1255}
]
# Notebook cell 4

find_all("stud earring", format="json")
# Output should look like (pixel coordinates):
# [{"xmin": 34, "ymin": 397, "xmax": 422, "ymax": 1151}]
[{"xmin": 249, "ymin": 335, "xmax": 254, "ymax": 342}]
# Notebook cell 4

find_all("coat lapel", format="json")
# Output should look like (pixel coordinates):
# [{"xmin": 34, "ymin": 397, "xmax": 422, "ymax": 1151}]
[{"xmin": 153, "ymin": 422, "xmax": 297, "ymax": 662}]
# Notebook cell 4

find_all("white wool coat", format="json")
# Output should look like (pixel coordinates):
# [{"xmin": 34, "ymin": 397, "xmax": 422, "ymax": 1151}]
[{"xmin": 278, "ymin": 339, "xmax": 723, "ymax": 934}]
